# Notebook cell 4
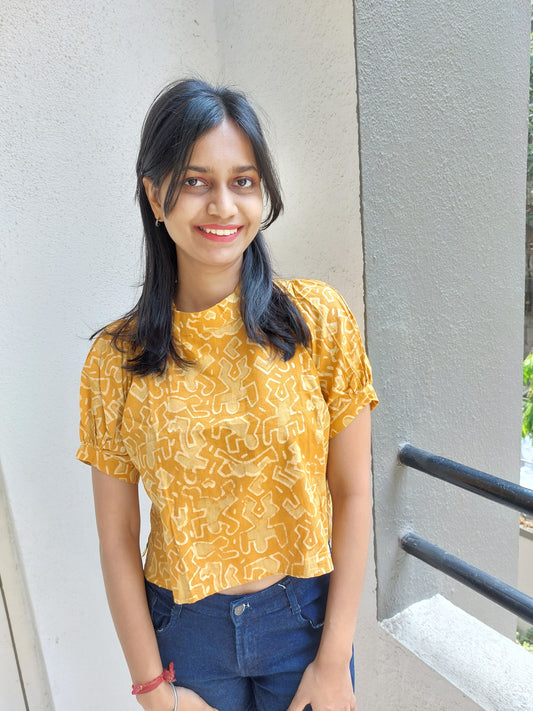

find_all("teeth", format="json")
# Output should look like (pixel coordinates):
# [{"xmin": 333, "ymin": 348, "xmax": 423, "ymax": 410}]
[{"xmin": 201, "ymin": 227, "xmax": 239, "ymax": 236}]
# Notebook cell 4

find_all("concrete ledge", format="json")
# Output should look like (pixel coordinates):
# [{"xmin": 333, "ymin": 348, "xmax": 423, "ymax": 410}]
[{"xmin": 381, "ymin": 594, "xmax": 533, "ymax": 711}]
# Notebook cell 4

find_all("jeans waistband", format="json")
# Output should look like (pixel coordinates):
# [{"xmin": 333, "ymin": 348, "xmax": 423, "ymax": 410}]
[{"xmin": 146, "ymin": 573, "xmax": 330, "ymax": 618}]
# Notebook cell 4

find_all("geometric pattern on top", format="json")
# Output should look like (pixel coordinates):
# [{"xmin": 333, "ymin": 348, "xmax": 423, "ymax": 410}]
[{"xmin": 77, "ymin": 279, "xmax": 378, "ymax": 603}]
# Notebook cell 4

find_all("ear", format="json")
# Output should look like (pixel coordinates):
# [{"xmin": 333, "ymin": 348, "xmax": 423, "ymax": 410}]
[{"xmin": 142, "ymin": 177, "xmax": 164, "ymax": 221}]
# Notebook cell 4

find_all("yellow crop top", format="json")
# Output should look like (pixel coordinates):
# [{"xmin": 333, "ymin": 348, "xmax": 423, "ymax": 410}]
[{"xmin": 76, "ymin": 279, "xmax": 378, "ymax": 603}]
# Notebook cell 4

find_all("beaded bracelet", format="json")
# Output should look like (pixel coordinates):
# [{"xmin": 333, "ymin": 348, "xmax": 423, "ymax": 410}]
[{"xmin": 131, "ymin": 662, "xmax": 176, "ymax": 695}]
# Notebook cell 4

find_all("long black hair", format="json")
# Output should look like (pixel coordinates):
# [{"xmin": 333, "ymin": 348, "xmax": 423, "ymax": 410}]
[{"xmin": 103, "ymin": 78, "xmax": 310, "ymax": 375}]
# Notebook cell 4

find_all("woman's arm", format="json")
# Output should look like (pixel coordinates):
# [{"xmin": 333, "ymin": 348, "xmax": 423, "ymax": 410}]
[
  {"xmin": 92, "ymin": 467, "xmax": 217, "ymax": 711},
  {"xmin": 287, "ymin": 404, "xmax": 372, "ymax": 711},
  {"xmin": 92, "ymin": 466, "xmax": 174, "ymax": 710}
]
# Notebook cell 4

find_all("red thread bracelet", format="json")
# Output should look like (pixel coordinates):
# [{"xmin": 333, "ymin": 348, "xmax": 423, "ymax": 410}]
[{"xmin": 131, "ymin": 662, "xmax": 175, "ymax": 695}]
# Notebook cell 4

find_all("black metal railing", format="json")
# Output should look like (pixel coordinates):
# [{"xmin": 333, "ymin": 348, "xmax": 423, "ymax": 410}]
[
  {"xmin": 399, "ymin": 444, "xmax": 533, "ymax": 517},
  {"xmin": 398, "ymin": 444, "xmax": 533, "ymax": 625}
]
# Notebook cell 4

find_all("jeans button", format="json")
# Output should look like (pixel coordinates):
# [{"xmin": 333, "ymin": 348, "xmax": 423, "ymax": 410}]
[{"xmin": 234, "ymin": 603, "xmax": 245, "ymax": 616}]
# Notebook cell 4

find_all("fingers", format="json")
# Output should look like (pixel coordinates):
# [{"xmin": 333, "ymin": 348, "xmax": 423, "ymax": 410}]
[
  {"xmin": 287, "ymin": 691, "xmax": 355, "ymax": 711},
  {"xmin": 285, "ymin": 691, "xmax": 306, "ymax": 711}
]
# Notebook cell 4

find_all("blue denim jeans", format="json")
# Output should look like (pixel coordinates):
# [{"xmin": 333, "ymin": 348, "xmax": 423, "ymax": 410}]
[{"xmin": 145, "ymin": 573, "xmax": 354, "ymax": 711}]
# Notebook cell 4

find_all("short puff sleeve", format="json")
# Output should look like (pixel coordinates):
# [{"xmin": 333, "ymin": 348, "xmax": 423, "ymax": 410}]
[
  {"xmin": 288, "ymin": 280, "xmax": 378, "ymax": 438},
  {"xmin": 76, "ymin": 334, "xmax": 140, "ymax": 483}
]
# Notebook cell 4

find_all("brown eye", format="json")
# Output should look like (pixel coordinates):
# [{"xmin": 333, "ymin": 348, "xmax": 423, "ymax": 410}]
[
  {"xmin": 184, "ymin": 177, "xmax": 206, "ymax": 187},
  {"xmin": 234, "ymin": 177, "xmax": 253, "ymax": 188}
]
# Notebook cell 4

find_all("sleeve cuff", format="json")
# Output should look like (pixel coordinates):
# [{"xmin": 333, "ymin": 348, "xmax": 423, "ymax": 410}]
[
  {"xmin": 76, "ymin": 443, "xmax": 140, "ymax": 484},
  {"xmin": 328, "ymin": 384, "xmax": 379, "ymax": 439}
]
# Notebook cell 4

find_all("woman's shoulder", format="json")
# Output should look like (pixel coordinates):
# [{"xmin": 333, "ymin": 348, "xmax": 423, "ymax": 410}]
[
  {"xmin": 276, "ymin": 278, "xmax": 352, "ymax": 319},
  {"xmin": 83, "ymin": 317, "xmax": 137, "ymax": 370},
  {"xmin": 276, "ymin": 278, "xmax": 363, "ymax": 352}
]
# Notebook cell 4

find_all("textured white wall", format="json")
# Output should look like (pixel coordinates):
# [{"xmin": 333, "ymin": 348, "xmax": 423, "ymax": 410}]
[
  {"xmin": 214, "ymin": 0, "xmax": 365, "ymax": 322},
  {"xmin": 0, "ymin": 3, "xmax": 219, "ymax": 709}
]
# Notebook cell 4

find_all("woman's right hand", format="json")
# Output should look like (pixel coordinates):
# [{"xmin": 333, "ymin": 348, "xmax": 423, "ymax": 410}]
[
  {"xmin": 175, "ymin": 686, "xmax": 220, "ymax": 710},
  {"xmin": 136, "ymin": 682, "xmax": 219, "ymax": 711}
]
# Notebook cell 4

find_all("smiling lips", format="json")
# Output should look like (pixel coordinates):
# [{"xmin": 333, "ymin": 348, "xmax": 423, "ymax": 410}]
[{"xmin": 195, "ymin": 224, "xmax": 243, "ymax": 242}]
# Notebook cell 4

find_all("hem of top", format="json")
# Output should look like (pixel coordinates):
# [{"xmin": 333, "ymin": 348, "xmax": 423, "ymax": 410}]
[{"xmin": 145, "ymin": 561, "xmax": 335, "ymax": 605}]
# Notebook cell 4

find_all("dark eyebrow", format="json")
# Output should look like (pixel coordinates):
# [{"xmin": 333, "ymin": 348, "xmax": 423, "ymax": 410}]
[
  {"xmin": 234, "ymin": 165, "xmax": 259, "ymax": 173},
  {"xmin": 186, "ymin": 165, "xmax": 259, "ymax": 174}
]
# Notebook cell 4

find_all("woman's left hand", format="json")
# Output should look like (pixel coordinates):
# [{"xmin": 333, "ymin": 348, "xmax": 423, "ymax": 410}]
[{"xmin": 286, "ymin": 658, "xmax": 356, "ymax": 711}]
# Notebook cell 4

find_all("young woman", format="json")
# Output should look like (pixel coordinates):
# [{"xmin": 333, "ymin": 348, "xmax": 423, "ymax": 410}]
[{"xmin": 77, "ymin": 79, "xmax": 377, "ymax": 711}]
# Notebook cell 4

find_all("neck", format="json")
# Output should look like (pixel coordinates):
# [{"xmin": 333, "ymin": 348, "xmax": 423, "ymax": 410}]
[{"xmin": 174, "ymin": 262, "xmax": 242, "ymax": 313}]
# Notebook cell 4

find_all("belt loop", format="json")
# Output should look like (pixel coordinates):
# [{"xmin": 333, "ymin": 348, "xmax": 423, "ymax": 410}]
[{"xmin": 280, "ymin": 577, "xmax": 300, "ymax": 615}]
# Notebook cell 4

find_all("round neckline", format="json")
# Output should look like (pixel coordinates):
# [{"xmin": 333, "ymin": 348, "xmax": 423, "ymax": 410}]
[{"xmin": 172, "ymin": 286, "xmax": 241, "ymax": 327}]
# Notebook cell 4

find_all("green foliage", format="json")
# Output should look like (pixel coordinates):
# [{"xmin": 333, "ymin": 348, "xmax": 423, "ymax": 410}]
[
  {"xmin": 516, "ymin": 627, "xmax": 533, "ymax": 654},
  {"xmin": 522, "ymin": 352, "xmax": 533, "ymax": 438}
]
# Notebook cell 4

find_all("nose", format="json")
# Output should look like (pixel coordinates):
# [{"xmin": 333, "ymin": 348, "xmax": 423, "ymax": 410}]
[{"xmin": 207, "ymin": 185, "xmax": 237, "ymax": 219}]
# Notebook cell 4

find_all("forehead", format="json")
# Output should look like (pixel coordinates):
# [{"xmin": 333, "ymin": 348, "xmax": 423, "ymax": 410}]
[{"xmin": 189, "ymin": 118, "xmax": 257, "ymax": 169}]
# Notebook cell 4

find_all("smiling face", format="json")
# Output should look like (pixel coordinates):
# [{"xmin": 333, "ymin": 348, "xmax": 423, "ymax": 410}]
[{"xmin": 144, "ymin": 118, "xmax": 263, "ymax": 286}]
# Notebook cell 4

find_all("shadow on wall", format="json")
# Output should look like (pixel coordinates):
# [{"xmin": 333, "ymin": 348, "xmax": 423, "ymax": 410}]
[{"xmin": 0, "ymin": 460, "xmax": 54, "ymax": 710}]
